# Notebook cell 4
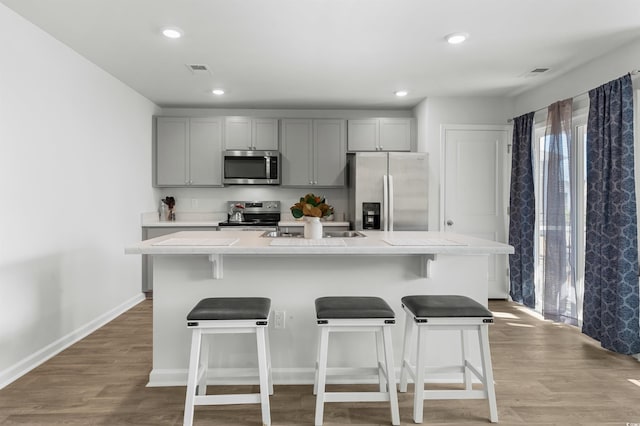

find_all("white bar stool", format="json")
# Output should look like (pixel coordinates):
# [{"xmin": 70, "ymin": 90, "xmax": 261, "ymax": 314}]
[
  {"xmin": 313, "ymin": 296, "xmax": 400, "ymax": 426},
  {"xmin": 399, "ymin": 295, "xmax": 498, "ymax": 423},
  {"xmin": 183, "ymin": 297, "xmax": 273, "ymax": 426}
]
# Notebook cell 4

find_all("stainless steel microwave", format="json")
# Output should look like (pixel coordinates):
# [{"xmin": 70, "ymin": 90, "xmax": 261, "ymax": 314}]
[{"xmin": 223, "ymin": 150, "xmax": 280, "ymax": 185}]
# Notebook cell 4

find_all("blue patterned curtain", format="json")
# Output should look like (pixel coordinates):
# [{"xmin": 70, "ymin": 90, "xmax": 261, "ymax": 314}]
[
  {"xmin": 583, "ymin": 74, "xmax": 640, "ymax": 355},
  {"xmin": 509, "ymin": 112, "xmax": 536, "ymax": 308}
]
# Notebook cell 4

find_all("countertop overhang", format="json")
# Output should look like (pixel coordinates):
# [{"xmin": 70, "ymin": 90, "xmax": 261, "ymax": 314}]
[{"xmin": 126, "ymin": 230, "xmax": 513, "ymax": 256}]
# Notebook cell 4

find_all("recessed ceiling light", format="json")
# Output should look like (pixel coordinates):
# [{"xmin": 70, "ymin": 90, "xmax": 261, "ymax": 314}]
[
  {"xmin": 395, "ymin": 90, "xmax": 408, "ymax": 97},
  {"xmin": 162, "ymin": 27, "xmax": 183, "ymax": 39},
  {"xmin": 445, "ymin": 32, "xmax": 469, "ymax": 45},
  {"xmin": 212, "ymin": 89, "xmax": 225, "ymax": 96}
]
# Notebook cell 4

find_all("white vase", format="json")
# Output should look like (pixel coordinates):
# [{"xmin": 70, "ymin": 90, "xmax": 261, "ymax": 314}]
[{"xmin": 304, "ymin": 217, "xmax": 323, "ymax": 239}]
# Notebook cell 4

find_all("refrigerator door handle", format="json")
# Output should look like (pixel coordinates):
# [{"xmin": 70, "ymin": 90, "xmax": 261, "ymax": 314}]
[
  {"xmin": 388, "ymin": 174, "xmax": 394, "ymax": 231},
  {"xmin": 383, "ymin": 174, "xmax": 389, "ymax": 231}
]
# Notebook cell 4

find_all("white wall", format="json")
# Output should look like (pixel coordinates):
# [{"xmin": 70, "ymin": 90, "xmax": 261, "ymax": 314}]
[
  {"xmin": 0, "ymin": 4, "xmax": 159, "ymax": 388},
  {"xmin": 413, "ymin": 97, "xmax": 514, "ymax": 229}
]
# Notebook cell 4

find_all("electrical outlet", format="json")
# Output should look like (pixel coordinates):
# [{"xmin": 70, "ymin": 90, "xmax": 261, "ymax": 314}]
[
  {"xmin": 191, "ymin": 198, "xmax": 198, "ymax": 208},
  {"xmin": 274, "ymin": 310, "xmax": 285, "ymax": 329}
]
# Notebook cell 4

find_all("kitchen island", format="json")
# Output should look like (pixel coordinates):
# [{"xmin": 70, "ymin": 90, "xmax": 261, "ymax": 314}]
[{"xmin": 126, "ymin": 230, "xmax": 512, "ymax": 387}]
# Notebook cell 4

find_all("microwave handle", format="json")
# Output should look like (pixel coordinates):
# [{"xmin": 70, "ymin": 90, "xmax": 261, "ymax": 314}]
[{"xmin": 265, "ymin": 155, "xmax": 270, "ymax": 179}]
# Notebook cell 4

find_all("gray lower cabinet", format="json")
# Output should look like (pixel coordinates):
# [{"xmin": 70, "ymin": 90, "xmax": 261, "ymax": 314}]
[
  {"xmin": 155, "ymin": 117, "xmax": 223, "ymax": 187},
  {"xmin": 141, "ymin": 226, "xmax": 217, "ymax": 293},
  {"xmin": 281, "ymin": 119, "xmax": 346, "ymax": 187}
]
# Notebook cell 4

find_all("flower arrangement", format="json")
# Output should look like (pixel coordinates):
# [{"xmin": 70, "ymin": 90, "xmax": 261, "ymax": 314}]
[{"xmin": 290, "ymin": 193, "xmax": 334, "ymax": 218}]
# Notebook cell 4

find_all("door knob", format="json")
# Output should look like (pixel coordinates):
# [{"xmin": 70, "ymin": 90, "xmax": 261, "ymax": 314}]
[{"xmin": 446, "ymin": 219, "xmax": 454, "ymax": 226}]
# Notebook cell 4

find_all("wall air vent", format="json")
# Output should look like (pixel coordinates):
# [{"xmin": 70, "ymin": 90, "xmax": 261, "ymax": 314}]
[{"xmin": 185, "ymin": 64, "xmax": 212, "ymax": 74}]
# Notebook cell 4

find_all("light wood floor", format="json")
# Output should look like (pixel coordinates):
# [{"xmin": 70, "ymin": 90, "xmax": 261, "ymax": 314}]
[{"xmin": 1, "ymin": 300, "xmax": 640, "ymax": 425}]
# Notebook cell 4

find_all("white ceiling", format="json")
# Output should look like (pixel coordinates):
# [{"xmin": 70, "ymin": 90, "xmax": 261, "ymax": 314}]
[{"xmin": 3, "ymin": 0, "xmax": 640, "ymax": 109}]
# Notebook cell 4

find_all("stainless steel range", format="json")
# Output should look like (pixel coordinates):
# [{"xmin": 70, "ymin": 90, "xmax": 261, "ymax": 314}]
[{"xmin": 218, "ymin": 201, "xmax": 281, "ymax": 231}]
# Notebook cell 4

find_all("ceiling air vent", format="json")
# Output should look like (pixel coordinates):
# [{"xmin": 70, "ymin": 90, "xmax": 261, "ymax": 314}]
[
  {"xmin": 185, "ymin": 64, "xmax": 211, "ymax": 74},
  {"xmin": 530, "ymin": 67, "xmax": 550, "ymax": 74},
  {"xmin": 522, "ymin": 67, "xmax": 550, "ymax": 79}
]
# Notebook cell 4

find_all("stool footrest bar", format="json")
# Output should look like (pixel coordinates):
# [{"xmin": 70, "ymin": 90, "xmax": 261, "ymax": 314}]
[
  {"xmin": 324, "ymin": 392, "xmax": 391, "ymax": 403},
  {"xmin": 194, "ymin": 393, "xmax": 261, "ymax": 406},
  {"xmin": 422, "ymin": 389, "xmax": 487, "ymax": 400},
  {"xmin": 324, "ymin": 367, "xmax": 382, "ymax": 377}
]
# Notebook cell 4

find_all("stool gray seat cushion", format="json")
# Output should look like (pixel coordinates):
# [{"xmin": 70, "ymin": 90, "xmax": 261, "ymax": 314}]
[
  {"xmin": 315, "ymin": 296, "xmax": 395, "ymax": 319},
  {"xmin": 187, "ymin": 297, "xmax": 271, "ymax": 321},
  {"xmin": 401, "ymin": 295, "xmax": 492, "ymax": 318}
]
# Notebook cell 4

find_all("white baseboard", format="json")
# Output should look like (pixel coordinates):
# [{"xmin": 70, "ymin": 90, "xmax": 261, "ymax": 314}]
[{"xmin": 0, "ymin": 293, "xmax": 145, "ymax": 390}]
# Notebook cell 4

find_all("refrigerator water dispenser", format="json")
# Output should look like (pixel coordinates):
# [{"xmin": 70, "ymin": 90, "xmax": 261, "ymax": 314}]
[{"xmin": 362, "ymin": 202, "xmax": 381, "ymax": 230}]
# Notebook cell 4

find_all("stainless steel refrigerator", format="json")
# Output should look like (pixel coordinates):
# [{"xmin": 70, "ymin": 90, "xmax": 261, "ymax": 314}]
[{"xmin": 347, "ymin": 152, "xmax": 429, "ymax": 231}]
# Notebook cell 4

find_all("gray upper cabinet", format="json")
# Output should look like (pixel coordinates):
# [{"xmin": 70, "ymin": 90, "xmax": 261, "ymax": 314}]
[
  {"xmin": 347, "ymin": 118, "xmax": 413, "ymax": 152},
  {"xmin": 224, "ymin": 117, "xmax": 279, "ymax": 150},
  {"xmin": 281, "ymin": 119, "xmax": 312, "ymax": 187},
  {"xmin": 155, "ymin": 117, "xmax": 223, "ymax": 187},
  {"xmin": 281, "ymin": 119, "xmax": 346, "ymax": 187},
  {"xmin": 314, "ymin": 120, "xmax": 346, "ymax": 186}
]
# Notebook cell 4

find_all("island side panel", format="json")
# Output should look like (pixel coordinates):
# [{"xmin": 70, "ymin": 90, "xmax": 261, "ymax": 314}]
[{"xmin": 149, "ymin": 253, "xmax": 489, "ymax": 386}]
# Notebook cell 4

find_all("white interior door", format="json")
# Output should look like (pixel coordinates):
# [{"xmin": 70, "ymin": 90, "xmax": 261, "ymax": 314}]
[{"xmin": 442, "ymin": 125, "xmax": 510, "ymax": 299}]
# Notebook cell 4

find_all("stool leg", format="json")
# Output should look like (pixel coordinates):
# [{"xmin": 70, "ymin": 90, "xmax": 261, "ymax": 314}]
[
  {"xmin": 256, "ymin": 326, "xmax": 272, "ymax": 426},
  {"xmin": 460, "ymin": 330, "xmax": 472, "ymax": 391},
  {"xmin": 314, "ymin": 327, "xmax": 330, "ymax": 426},
  {"xmin": 197, "ymin": 333, "xmax": 209, "ymax": 396},
  {"xmin": 479, "ymin": 325, "xmax": 498, "ymax": 423},
  {"xmin": 265, "ymin": 327, "xmax": 274, "ymax": 395},
  {"xmin": 382, "ymin": 326, "xmax": 400, "ymax": 426},
  {"xmin": 183, "ymin": 328, "xmax": 202, "ymax": 426},
  {"xmin": 399, "ymin": 314, "xmax": 414, "ymax": 393},
  {"xmin": 375, "ymin": 330, "xmax": 386, "ymax": 392},
  {"xmin": 313, "ymin": 328, "xmax": 322, "ymax": 396},
  {"xmin": 413, "ymin": 325, "xmax": 427, "ymax": 424}
]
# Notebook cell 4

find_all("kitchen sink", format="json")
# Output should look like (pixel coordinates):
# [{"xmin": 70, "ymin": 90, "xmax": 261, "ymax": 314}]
[
  {"xmin": 261, "ymin": 230, "xmax": 365, "ymax": 238},
  {"xmin": 262, "ymin": 231, "xmax": 303, "ymax": 238},
  {"xmin": 323, "ymin": 231, "xmax": 366, "ymax": 238}
]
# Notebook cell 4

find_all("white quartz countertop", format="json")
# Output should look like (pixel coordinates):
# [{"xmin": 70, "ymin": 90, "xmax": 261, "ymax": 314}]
[{"xmin": 126, "ymin": 230, "xmax": 513, "ymax": 256}]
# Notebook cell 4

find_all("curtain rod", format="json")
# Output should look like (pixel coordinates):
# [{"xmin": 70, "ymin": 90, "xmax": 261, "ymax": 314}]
[{"xmin": 507, "ymin": 69, "xmax": 640, "ymax": 123}]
